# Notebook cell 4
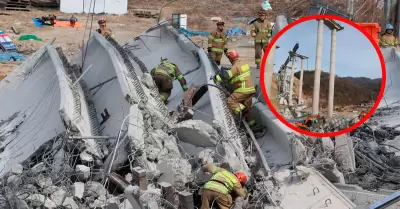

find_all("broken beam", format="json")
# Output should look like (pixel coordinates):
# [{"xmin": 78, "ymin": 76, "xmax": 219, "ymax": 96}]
[{"xmin": 242, "ymin": 119, "xmax": 270, "ymax": 174}]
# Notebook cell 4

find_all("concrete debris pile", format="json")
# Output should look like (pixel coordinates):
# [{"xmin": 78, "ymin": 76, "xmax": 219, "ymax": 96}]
[
  {"xmin": 0, "ymin": 135, "xmax": 109, "ymax": 209},
  {"xmin": 346, "ymin": 122, "xmax": 400, "ymax": 190},
  {"xmin": 286, "ymin": 132, "xmax": 350, "ymax": 185}
]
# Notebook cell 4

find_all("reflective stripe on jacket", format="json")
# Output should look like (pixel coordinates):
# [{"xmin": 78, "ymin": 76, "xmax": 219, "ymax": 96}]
[
  {"xmin": 380, "ymin": 34, "xmax": 398, "ymax": 46},
  {"xmin": 251, "ymin": 20, "xmax": 272, "ymax": 43},
  {"xmin": 224, "ymin": 61, "xmax": 256, "ymax": 93},
  {"xmin": 204, "ymin": 170, "xmax": 239, "ymax": 194},
  {"xmin": 208, "ymin": 30, "xmax": 228, "ymax": 52},
  {"xmin": 154, "ymin": 61, "xmax": 184, "ymax": 80}
]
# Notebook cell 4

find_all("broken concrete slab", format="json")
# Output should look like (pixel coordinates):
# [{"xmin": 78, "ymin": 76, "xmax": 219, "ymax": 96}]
[
  {"xmin": 173, "ymin": 120, "xmax": 220, "ymax": 147},
  {"xmin": 50, "ymin": 188, "xmax": 67, "ymax": 206},
  {"xmin": 11, "ymin": 164, "xmax": 23, "ymax": 175},
  {"xmin": 73, "ymin": 182, "xmax": 84, "ymax": 199},
  {"xmin": 274, "ymin": 166, "xmax": 355, "ymax": 208},
  {"xmin": 336, "ymin": 183, "xmax": 397, "ymax": 208},
  {"xmin": 36, "ymin": 174, "xmax": 52, "ymax": 188},
  {"xmin": 313, "ymin": 158, "xmax": 345, "ymax": 184},
  {"xmin": 334, "ymin": 134, "xmax": 356, "ymax": 172},
  {"xmin": 25, "ymin": 194, "xmax": 57, "ymax": 208},
  {"xmin": 76, "ymin": 165, "xmax": 90, "ymax": 182}
]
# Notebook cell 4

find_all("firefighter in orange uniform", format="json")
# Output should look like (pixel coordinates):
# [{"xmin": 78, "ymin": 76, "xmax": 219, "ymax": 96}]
[
  {"xmin": 200, "ymin": 163, "xmax": 249, "ymax": 209},
  {"xmin": 208, "ymin": 21, "xmax": 228, "ymax": 67},
  {"xmin": 251, "ymin": 10, "xmax": 273, "ymax": 69},
  {"xmin": 213, "ymin": 50, "xmax": 265, "ymax": 135},
  {"xmin": 96, "ymin": 17, "xmax": 115, "ymax": 38},
  {"xmin": 151, "ymin": 58, "xmax": 188, "ymax": 104}
]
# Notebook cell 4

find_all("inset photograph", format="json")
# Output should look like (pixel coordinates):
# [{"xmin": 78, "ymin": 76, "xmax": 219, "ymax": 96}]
[{"xmin": 262, "ymin": 17, "xmax": 385, "ymax": 135}]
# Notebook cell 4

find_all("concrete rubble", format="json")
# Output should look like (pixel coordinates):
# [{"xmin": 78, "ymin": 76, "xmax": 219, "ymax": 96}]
[{"xmin": 0, "ymin": 21, "xmax": 398, "ymax": 209}]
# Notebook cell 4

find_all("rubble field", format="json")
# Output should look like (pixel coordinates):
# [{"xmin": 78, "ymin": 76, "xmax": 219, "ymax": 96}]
[{"xmin": 0, "ymin": 3, "xmax": 399, "ymax": 209}]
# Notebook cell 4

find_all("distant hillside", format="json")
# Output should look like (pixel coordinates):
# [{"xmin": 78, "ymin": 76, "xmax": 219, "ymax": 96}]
[{"xmin": 294, "ymin": 70, "xmax": 382, "ymax": 107}]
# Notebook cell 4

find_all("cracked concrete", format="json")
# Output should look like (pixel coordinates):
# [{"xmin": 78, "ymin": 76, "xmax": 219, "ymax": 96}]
[{"xmin": 1, "ymin": 16, "xmax": 394, "ymax": 208}]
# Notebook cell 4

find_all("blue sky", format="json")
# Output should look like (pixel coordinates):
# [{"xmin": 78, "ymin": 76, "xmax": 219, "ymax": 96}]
[{"xmin": 274, "ymin": 20, "xmax": 382, "ymax": 79}]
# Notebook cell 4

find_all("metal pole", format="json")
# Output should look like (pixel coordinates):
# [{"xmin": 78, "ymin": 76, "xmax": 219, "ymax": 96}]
[
  {"xmin": 69, "ymin": 136, "xmax": 117, "ymax": 139},
  {"xmin": 328, "ymin": 29, "xmax": 337, "ymax": 118},
  {"xmin": 265, "ymin": 43, "xmax": 277, "ymax": 97},
  {"xmin": 73, "ymin": 64, "xmax": 93, "ymax": 86},
  {"xmin": 397, "ymin": 0, "xmax": 400, "ymax": 38},
  {"xmin": 384, "ymin": 0, "xmax": 391, "ymax": 25},
  {"xmin": 298, "ymin": 58, "xmax": 304, "ymax": 104},
  {"xmin": 288, "ymin": 57, "xmax": 295, "ymax": 106},
  {"xmin": 313, "ymin": 19, "xmax": 324, "ymax": 115},
  {"xmin": 242, "ymin": 119, "xmax": 270, "ymax": 174}
]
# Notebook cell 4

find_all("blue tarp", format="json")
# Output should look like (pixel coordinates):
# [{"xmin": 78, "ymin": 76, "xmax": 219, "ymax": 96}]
[
  {"xmin": 0, "ymin": 52, "xmax": 24, "ymax": 61},
  {"xmin": 32, "ymin": 18, "xmax": 44, "ymax": 28},
  {"xmin": 226, "ymin": 26, "xmax": 246, "ymax": 36},
  {"xmin": 177, "ymin": 27, "xmax": 210, "ymax": 38}
]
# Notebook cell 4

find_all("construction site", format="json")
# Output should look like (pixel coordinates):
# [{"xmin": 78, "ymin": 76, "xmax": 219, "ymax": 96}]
[
  {"xmin": 0, "ymin": 0, "xmax": 399, "ymax": 209},
  {"xmin": 270, "ymin": 18, "xmax": 383, "ymax": 132}
]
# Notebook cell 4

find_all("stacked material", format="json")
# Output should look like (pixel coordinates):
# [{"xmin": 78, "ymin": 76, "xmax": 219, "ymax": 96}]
[{"xmin": 30, "ymin": 0, "xmax": 59, "ymax": 7}]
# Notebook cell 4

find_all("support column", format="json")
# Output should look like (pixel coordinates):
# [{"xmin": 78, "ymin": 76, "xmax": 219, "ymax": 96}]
[
  {"xmin": 298, "ymin": 58, "xmax": 304, "ymax": 104},
  {"xmin": 328, "ymin": 29, "xmax": 337, "ymax": 118},
  {"xmin": 282, "ymin": 66, "xmax": 288, "ymax": 93},
  {"xmin": 265, "ymin": 43, "xmax": 276, "ymax": 97},
  {"xmin": 132, "ymin": 167, "xmax": 147, "ymax": 190},
  {"xmin": 384, "ymin": 0, "xmax": 391, "ymax": 26},
  {"xmin": 288, "ymin": 57, "xmax": 295, "ymax": 106},
  {"xmin": 313, "ymin": 19, "xmax": 324, "ymax": 115}
]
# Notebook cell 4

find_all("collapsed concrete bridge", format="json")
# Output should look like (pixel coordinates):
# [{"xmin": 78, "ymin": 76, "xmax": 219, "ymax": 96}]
[{"xmin": 0, "ymin": 16, "xmax": 398, "ymax": 208}]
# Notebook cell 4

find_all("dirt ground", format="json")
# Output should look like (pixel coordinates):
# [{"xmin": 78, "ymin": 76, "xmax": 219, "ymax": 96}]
[
  {"xmin": 0, "ymin": 8, "xmax": 158, "ymax": 77},
  {"xmin": 0, "ymin": 7, "xmax": 260, "ymax": 80}
]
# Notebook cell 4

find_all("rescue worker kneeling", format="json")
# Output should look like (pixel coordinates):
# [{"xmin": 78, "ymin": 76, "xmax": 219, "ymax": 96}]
[
  {"xmin": 213, "ymin": 50, "xmax": 265, "ymax": 135},
  {"xmin": 200, "ymin": 163, "xmax": 249, "ymax": 209},
  {"xmin": 151, "ymin": 58, "xmax": 188, "ymax": 104}
]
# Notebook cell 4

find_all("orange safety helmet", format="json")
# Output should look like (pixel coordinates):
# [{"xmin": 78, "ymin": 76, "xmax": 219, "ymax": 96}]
[
  {"xmin": 227, "ymin": 50, "xmax": 239, "ymax": 60},
  {"xmin": 235, "ymin": 172, "xmax": 247, "ymax": 183},
  {"xmin": 98, "ymin": 17, "xmax": 106, "ymax": 24}
]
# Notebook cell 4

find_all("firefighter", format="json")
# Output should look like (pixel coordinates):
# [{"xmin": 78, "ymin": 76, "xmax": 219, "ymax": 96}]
[
  {"xmin": 96, "ymin": 17, "xmax": 115, "ymax": 38},
  {"xmin": 380, "ymin": 24, "xmax": 398, "ymax": 47},
  {"xmin": 213, "ymin": 50, "xmax": 265, "ymax": 135},
  {"xmin": 208, "ymin": 21, "xmax": 228, "ymax": 66},
  {"xmin": 150, "ymin": 58, "xmax": 188, "ymax": 104},
  {"xmin": 70, "ymin": 15, "xmax": 77, "ymax": 27},
  {"xmin": 200, "ymin": 163, "xmax": 249, "ymax": 209},
  {"xmin": 251, "ymin": 9, "xmax": 273, "ymax": 69},
  {"xmin": 359, "ymin": 109, "xmax": 367, "ymax": 119}
]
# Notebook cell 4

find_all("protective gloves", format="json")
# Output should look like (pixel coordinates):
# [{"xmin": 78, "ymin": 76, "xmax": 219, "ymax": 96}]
[{"xmin": 211, "ymin": 75, "xmax": 222, "ymax": 83}]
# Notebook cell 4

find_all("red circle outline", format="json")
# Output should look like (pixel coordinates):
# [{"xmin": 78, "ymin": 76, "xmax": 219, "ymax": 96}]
[{"xmin": 259, "ymin": 14, "xmax": 387, "ymax": 137}]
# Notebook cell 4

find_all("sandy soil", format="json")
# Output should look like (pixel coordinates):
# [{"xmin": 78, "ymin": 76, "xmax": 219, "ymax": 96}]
[
  {"xmin": 0, "ymin": 6, "xmax": 258, "ymax": 80},
  {"xmin": 0, "ymin": 8, "xmax": 157, "ymax": 78}
]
